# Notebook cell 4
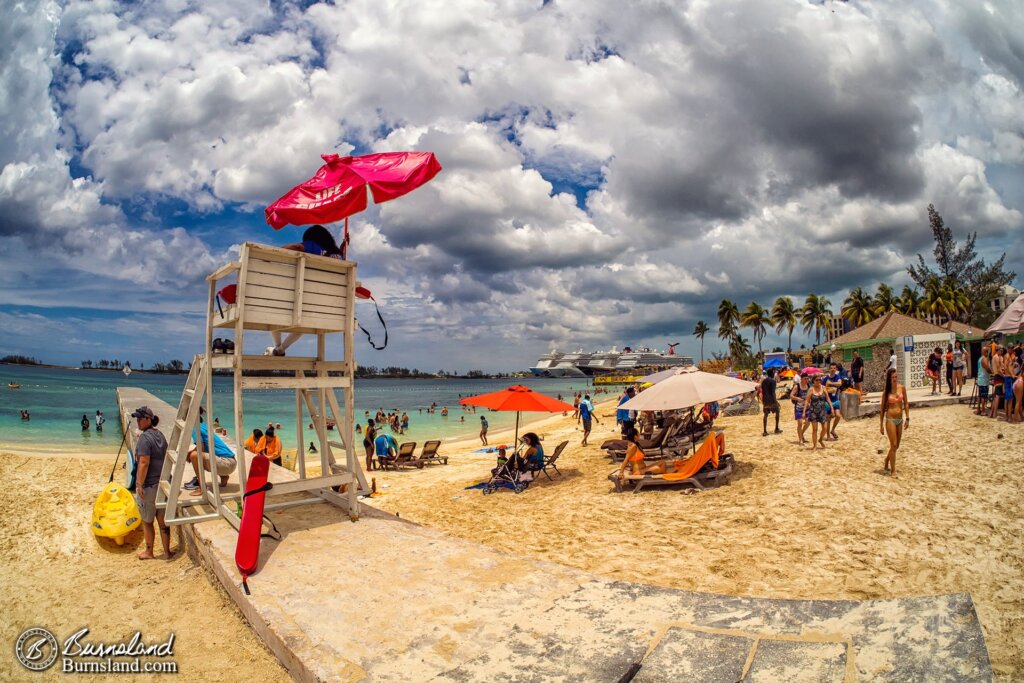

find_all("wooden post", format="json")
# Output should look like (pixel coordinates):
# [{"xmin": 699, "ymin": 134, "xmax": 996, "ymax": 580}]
[{"xmin": 233, "ymin": 244, "xmax": 250, "ymax": 492}]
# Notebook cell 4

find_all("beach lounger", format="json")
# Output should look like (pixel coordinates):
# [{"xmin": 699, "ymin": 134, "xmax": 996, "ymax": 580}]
[
  {"xmin": 722, "ymin": 393, "xmax": 759, "ymax": 416},
  {"xmin": 415, "ymin": 440, "xmax": 448, "ymax": 467},
  {"xmin": 608, "ymin": 432, "xmax": 733, "ymax": 493},
  {"xmin": 601, "ymin": 419, "xmax": 690, "ymax": 460},
  {"xmin": 536, "ymin": 441, "xmax": 568, "ymax": 480},
  {"xmin": 388, "ymin": 441, "xmax": 417, "ymax": 470}
]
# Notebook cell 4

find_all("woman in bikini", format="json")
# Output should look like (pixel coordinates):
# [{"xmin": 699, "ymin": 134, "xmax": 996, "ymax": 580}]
[
  {"xmin": 880, "ymin": 367, "xmax": 910, "ymax": 477},
  {"xmin": 616, "ymin": 429, "xmax": 646, "ymax": 479}
]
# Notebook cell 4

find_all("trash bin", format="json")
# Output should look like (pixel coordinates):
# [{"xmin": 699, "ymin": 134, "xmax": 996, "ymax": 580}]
[{"xmin": 840, "ymin": 391, "xmax": 860, "ymax": 419}]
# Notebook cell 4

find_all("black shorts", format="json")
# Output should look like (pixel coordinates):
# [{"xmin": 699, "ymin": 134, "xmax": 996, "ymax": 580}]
[
  {"xmin": 582, "ymin": 418, "xmax": 593, "ymax": 431},
  {"xmin": 763, "ymin": 402, "xmax": 779, "ymax": 415}
]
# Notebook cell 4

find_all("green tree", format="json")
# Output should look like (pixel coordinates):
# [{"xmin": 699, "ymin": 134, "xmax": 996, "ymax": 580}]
[
  {"xmin": 718, "ymin": 299, "xmax": 740, "ymax": 336},
  {"xmin": 801, "ymin": 294, "xmax": 833, "ymax": 345},
  {"xmin": 842, "ymin": 287, "xmax": 875, "ymax": 327},
  {"xmin": 729, "ymin": 333, "xmax": 751, "ymax": 360},
  {"xmin": 693, "ymin": 321, "xmax": 710, "ymax": 363},
  {"xmin": 872, "ymin": 283, "xmax": 899, "ymax": 316},
  {"xmin": 897, "ymin": 286, "xmax": 922, "ymax": 316},
  {"xmin": 740, "ymin": 302, "xmax": 769, "ymax": 357},
  {"xmin": 908, "ymin": 204, "xmax": 1016, "ymax": 324},
  {"xmin": 770, "ymin": 296, "xmax": 798, "ymax": 353}
]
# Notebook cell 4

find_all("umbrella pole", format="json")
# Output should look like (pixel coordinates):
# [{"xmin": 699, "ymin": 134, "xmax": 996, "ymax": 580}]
[{"xmin": 514, "ymin": 412, "xmax": 521, "ymax": 451}]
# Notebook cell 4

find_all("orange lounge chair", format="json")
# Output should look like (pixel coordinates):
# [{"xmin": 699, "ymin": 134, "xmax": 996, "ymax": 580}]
[{"xmin": 608, "ymin": 432, "xmax": 733, "ymax": 493}]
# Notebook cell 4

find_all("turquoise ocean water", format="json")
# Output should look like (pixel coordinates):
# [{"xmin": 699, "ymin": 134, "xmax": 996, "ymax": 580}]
[{"xmin": 0, "ymin": 364, "xmax": 595, "ymax": 454}]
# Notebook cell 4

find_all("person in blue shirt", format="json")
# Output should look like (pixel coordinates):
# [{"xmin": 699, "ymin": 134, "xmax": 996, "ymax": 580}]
[
  {"xmin": 374, "ymin": 432, "xmax": 397, "ymax": 468},
  {"xmin": 185, "ymin": 415, "xmax": 237, "ymax": 496},
  {"xmin": 579, "ymin": 394, "xmax": 600, "ymax": 446},
  {"xmin": 616, "ymin": 387, "xmax": 636, "ymax": 437}
]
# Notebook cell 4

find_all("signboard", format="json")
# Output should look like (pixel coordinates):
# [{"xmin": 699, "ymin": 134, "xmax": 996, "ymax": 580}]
[{"xmin": 903, "ymin": 335, "xmax": 915, "ymax": 352}]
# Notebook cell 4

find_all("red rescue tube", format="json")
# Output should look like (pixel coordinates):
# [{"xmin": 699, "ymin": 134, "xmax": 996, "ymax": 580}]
[{"xmin": 236, "ymin": 454, "xmax": 272, "ymax": 593}]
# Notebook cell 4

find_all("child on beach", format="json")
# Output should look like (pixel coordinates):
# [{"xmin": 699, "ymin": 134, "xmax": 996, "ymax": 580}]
[{"xmin": 479, "ymin": 416, "xmax": 488, "ymax": 446}]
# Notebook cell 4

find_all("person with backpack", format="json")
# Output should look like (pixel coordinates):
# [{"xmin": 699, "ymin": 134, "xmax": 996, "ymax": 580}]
[{"xmin": 578, "ymin": 393, "xmax": 600, "ymax": 446}]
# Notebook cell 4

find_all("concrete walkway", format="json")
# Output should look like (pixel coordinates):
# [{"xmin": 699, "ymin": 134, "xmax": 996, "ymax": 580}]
[{"xmin": 117, "ymin": 388, "xmax": 993, "ymax": 682}]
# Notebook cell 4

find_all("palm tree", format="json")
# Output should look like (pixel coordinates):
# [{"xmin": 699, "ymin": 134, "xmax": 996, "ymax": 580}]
[
  {"xmin": 770, "ymin": 296, "xmax": 798, "ymax": 353},
  {"xmin": 842, "ymin": 286, "xmax": 875, "ymax": 327},
  {"xmin": 897, "ymin": 286, "xmax": 922, "ymax": 317},
  {"xmin": 729, "ymin": 333, "xmax": 751, "ymax": 361},
  {"xmin": 872, "ymin": 283, "xmax": 899, "ymax": 316},
  {"xmin": 693, "ymin": 321, "xmax": 710, "ymax": 363},
  {"xmin": 718, "ymin": 299, "xmax": 740, "ymax": 333},
  {"xmin": 740, "ymin": 302, "xmax": 769, "ymax": 357},
  {"xmin": 800, "ymin": 293, "xmax": 833, "ymax": 346},
  {"xmin": 921, "ymin": 274, "xmax": 966, "ymax": 323},
  {"xmin": 718, "ymin": 299, "xmax": 740, "ymax": 344}
]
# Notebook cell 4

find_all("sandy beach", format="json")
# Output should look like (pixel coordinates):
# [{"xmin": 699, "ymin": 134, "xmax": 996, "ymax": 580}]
[
  {"xmin": 362, "ymin": 400, "xmax": 1024, "ymax": 680},
  {"xmin": 3, "ymin": 399, "xmax": 1022, "ymax": 680}
]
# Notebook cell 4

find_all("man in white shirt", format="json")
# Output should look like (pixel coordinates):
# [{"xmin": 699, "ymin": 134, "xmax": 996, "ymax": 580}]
[{"xmin": 886, "ymin": 347, "xmax": 897, "ymax": 373}]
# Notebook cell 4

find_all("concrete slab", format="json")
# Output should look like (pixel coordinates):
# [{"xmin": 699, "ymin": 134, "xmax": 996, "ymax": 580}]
[{"xmin": 117, "ymin": 387, "xmax": 994, "ymax": 682}]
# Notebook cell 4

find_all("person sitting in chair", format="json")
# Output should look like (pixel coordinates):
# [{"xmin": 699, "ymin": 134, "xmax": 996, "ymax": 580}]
[
  {"xmin": 615, "ymin": 428, "xmax": 645, "ymax": 480},
  {"xmin": 267, "ymin": 225, "xmax": 344, "ymax": 357},
  {"xmin": 520, "ymin": 433, "xmax": 545, "ymax": 473}
]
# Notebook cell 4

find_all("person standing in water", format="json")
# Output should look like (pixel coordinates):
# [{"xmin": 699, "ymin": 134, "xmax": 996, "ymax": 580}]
[
  {"xmin": 81, "ymin": 414, "xmax": 90, "ymax": 432},
  {"xmin": 880, "ymin": 367, "xmax": 910, "ymax": 477},
  {"xmin": 95, "ymin": 410, "xmax": 105, "ymax": 433}
]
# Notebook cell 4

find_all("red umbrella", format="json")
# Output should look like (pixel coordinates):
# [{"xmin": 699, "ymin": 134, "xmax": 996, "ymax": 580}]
[
  {"xmin": 265, "ymin": 151, "xmax": 442, "ymax": 256},
  {"xmin": 459, "ymin": 385, "xmax": 575, "ymax": 447}
]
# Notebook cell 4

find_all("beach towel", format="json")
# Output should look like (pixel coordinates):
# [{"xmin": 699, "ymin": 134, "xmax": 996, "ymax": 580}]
[{"xmin": 661, "ymin": 433, "xmax": 722, "ymax": 481}]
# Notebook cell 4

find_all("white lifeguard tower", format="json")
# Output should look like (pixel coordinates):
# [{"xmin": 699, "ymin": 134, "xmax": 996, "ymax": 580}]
[{"xmin": 156, "ymin": 242, "xmax": 368, "ymax": 527}]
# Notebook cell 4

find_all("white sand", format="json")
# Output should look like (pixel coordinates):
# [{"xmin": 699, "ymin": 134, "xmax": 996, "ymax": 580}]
[{"xmin": 3, "ymin": 400, "xmax": 1021, "ymax": 679}]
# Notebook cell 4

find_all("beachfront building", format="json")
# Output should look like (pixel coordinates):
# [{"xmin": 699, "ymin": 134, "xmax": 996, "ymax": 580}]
[
  {"xmin": 991, "ymin": 284, "xmax": 1021, "ymax": 314},
  {"xmin": 816, "ymin": 311, "xmax": 966, "ymax": 392}
]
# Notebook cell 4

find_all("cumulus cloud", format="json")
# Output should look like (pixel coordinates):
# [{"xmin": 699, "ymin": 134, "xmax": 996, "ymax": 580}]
[{"xmin": 1, "ymin": 0, "xmax": 1021, "ymax": 369}]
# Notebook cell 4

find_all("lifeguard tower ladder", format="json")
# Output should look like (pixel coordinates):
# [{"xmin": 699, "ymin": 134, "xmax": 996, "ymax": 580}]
[{"xmin": 156, "ymin": 242, "xmax": 368, "ymax": 527}]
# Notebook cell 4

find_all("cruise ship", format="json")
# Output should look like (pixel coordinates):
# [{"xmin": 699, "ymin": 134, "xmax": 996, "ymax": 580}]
[{"xmin": 530, "ymin": 346, "xmax": 694, "ymax": 378}]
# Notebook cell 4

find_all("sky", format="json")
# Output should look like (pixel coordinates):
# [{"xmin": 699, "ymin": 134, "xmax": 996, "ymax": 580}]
[{"xmin": 1, "ymin": 0, "xmax": 1022, "ymax": 373}]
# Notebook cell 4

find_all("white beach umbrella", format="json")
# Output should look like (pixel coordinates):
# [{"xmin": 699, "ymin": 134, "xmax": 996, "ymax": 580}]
[
  {"xmin": 985, "ymin": 293, "xmax": 1024, "ymax": 337},
  {"xmin": 618, "ymin": 367, "xmax": 759, "ymax": 412},
  {"xmin": 637, "ymin": 368, "xmax": 680, "ymax": 384}
]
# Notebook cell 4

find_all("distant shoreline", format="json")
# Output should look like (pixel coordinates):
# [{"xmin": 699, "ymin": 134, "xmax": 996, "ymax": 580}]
[{"xmin": 1, "ymin": 361, "xmax": 534, "ymax": 380}]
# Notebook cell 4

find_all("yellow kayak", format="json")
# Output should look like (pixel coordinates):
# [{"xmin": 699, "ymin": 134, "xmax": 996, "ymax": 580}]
[{"xmin": 91, "ymin": 481, "xmax": 142, "ymax": 545}]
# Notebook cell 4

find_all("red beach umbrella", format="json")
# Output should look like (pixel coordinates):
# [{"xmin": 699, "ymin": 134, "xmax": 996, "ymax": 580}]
[
  {"xmin": 459, "ymin": 385, "xmax": 575, "ymax": 448},
  {"xmin": 265, "ymin": 151, "xmax": 442, "ymax": 256}
]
